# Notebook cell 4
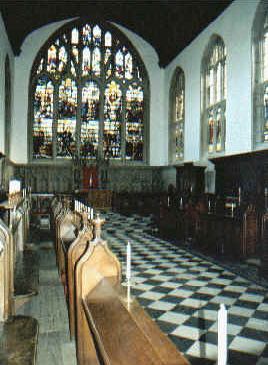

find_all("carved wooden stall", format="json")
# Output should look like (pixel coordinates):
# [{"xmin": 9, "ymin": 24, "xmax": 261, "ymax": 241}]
[
  {"xmin": 67, "ymin": 212, "xmax": 93, "ymax": 340},
  {"xmin": 0, "ymin": 217, "xmax": 38, "ymax": 365},
  {"xmin": 241, "ymin": 205, "xmax": 258, "ymax": 257}
]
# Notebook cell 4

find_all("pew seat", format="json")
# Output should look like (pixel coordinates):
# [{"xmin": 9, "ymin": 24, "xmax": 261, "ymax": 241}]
[
  {"xmin": 0, "ymin": 315, "xmax": 38, "ymax": 365},
  {"xmin": 83, "ymin": 278, "xmax": 189, "ymax": 365}
]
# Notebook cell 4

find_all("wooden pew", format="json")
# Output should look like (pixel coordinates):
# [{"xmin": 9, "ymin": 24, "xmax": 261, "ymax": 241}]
[
  {"xmin": 0, "ymin": 217, "xmax": 39, "ymax": 365},
  {"xmin": 74, "ymin": 215, "xmax": 189, "ymax": 365},
  {"xmin": 67, "ymin": 211, "xmax": 93, "ymax": 340},
  {"xmin": 55, "ymin": 199, "xmax": 81, "ymax": 282}
]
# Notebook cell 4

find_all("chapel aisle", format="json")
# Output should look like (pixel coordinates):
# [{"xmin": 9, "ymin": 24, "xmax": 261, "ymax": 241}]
[{"xmin": 16, "ymin": 237, "xmax": 77, "ymax": 365}]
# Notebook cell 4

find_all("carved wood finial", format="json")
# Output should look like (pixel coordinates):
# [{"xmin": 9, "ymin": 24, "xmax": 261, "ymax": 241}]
[{"xmin": 92, "ymin": 213, "xmax": 105, "ymax": 239}]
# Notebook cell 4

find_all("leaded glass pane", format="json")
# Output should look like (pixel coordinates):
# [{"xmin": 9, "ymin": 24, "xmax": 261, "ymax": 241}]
[
  {"xmin": 33, "ymin": 77, "xmax": 54, "ymax": 158},
  {"xmin": 125, "ymin": 52, "xmax": 133, "ymax": 80},
  {"xmin": 208, "ymin": 109, "xmax": 214, "ymax": 153},
  {"xmin": 82, "ymin": 24, "xmax": 91, "ymax": 45},
  {"xmin": 103, "ymin": 81, "xmax": 122, "ymax": 159},
  {"xmin": 93, "ymin": 25, "xmax": 101, "ymax": 45},
  {"xmin": 125, "ymin": 83, "xmax": 144, "ymax": 161},
  {"xmin": 216, "ymin": 107, "xmax": 224, "ymax": 152},
  {"xmin": 216, "ymin": 62, "xmax": 222, "ymax": 103},
  {"xmin": 105, "ymin": 31, "xmax": 112, "ymax": 47},
  {"xmin": 37, "ymin": 58, "xmax": 44, "ymax": 74},
  {"xmin": 81, "ymin": 81, "xmax": 100, "ymax": 158},
  {"xmin": 58, "ymin": 46, "xmax": 67, "ymax": 72},
  {"xmin": 72, "ymin": 46, "xmax": 78, "ymax": 64},
  {"xmin": 175, "ymin": 125, "xmax": 184, "ymax": 160},
  {"xmin": 71, "ymin": 28, "xmax": 79, "ymax": 44},
  {"xmin": 47, "ymin": 45, "xmax": 57, "ymax": 73},
  {"xmin": 115, "ymin": 50, "xmax": 124, "ymax": 79},
  {"xmin": 57, "ymin": 78, "xmax": 77, "ymax": 158},
  {"xmin": 92, "ymin": 47, "xmax": 101, "ymax": 76},
  {"xmin": 104, "ymin": 48, "xmax": 111, "ymax": 65},
  {"xmin": 82, "ymin": 47, "xmax": 91, "ymax": 75}
]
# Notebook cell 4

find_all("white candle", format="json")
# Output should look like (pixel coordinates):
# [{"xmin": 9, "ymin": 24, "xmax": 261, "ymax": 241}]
[
  {"xmin": 126, "ymin": 241, "xmax": 131, "ymax": 280},
  {"xmin": 218, "ymin": 303, "xmax": 228, "ymax": 365},
  {"xmin": 91, "ymin": 208, "xmax": 94, "ymax": 220}
]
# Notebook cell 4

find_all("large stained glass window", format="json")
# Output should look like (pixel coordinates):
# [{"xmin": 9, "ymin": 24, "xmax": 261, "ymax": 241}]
[
  {"xmin": 202, "ymin": 36, "xmax": 226, "ymax": 155},
  {"xmin": 30, "ymin": 21, "xmax": 148, "ymax": 163},
  {"xmin": 169, "ymin": 67, "xmax": 185, "ymax": 163}
]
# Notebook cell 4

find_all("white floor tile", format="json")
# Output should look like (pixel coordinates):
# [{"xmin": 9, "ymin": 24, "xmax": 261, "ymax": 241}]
[
  {"xmin": 186, "ymin": 341, "xmax": 218, "ymax": 360},
  {"xmin": 171, "ymin": 325, "xmax": 205, "ymax": 340},
  {"xmin": 148, "ymin": 300, "xmax": 177, "ymax": 311},
  {"xmin": 229, "ymin": 336, "xmax": 266, "ymax": 356},
  {"xmin": 158, "ymin": 311, "xmax": 190, "ymax": 325}
]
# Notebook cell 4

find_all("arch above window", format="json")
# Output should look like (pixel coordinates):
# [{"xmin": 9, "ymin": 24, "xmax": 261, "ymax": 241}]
[
  {"xmin": 201, "ymin": 35, "xmax": 226, "ymax": 157},
  {"xmin": 29, "ymin": 20, "xmax": 149, "ymax": 164},
  {"xmin": 252, "ymin": 1, "xmax": 268, "ymax": 149},
  {"xmin": 169, "ymin": 67, "xmax": 185, "ymax": 164}
]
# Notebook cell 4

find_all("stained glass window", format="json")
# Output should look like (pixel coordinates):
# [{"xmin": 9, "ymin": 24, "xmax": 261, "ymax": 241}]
[
  {"xmin": 202, "ymin": 36, "xmax": 226, "ymax": 154},
  {"xmin": 30, "ymin": 20, "xmax": 148, "ymax": 163},
  {"xmin": 169, "ymin": 67, "xmax": 185, "ymax": 163}
]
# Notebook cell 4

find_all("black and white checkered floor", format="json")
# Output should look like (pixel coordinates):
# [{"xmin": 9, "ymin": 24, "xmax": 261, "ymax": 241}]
[{"xmin": 101, "ymin": 212, "xmax": 268, "ymax": 365}]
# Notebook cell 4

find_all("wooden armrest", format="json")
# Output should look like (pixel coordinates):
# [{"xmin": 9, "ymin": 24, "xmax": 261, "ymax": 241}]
[{"xmin": 83, "ymin": 280, "xmax": 189, "ymax": 365}]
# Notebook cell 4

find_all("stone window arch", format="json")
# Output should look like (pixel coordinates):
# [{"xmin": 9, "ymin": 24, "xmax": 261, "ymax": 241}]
[
  {"xmin": 201, "ymin": 34, "xmax": 226, "ymax": 157},
  {"xmin": 169, "ymin": 67, "xmax": 185, "ymax": 164},
  {"xmin": 29, "ymin": 20, "xmax": 149, "ymax": 165}
]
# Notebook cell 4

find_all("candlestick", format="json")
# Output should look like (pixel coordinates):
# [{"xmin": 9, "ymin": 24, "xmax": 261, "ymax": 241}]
[
  {"xmin": 126, "ymin": 241, "xmax": 131, "ymax": 280},
  {"xmin": 218, "ymin": 303, "xmax": 228, "ymax": 365}
]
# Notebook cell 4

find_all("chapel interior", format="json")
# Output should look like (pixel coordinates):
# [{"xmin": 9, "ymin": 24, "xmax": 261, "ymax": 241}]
[{"xmin": 0, "ymin": 1, "xmax": 268, "ymax": 365}]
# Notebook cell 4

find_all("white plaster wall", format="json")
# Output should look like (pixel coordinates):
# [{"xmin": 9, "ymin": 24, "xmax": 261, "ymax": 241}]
[
  {"xmin": 0, "ymin": 14, "xmax": 14, "ymax": 156},
  {"xmin": 165, "ymin": 0, "xmax": 259, "ymax": 164},
  {"xmin": 11, "ymin": 18, "xmax": 164, "ymax": 165}
]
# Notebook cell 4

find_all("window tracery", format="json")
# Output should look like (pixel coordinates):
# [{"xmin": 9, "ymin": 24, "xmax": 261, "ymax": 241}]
[
  {"xmin": 202, "ymin": 36, "xmax": 226, "ymax": 155},
  {"xmin": 169, "ymin": 67, "xmax": 185, "ymax": 163},
  {"xmin": 30, "ymin": 20, "xmax": 148, "ymax": 163}
]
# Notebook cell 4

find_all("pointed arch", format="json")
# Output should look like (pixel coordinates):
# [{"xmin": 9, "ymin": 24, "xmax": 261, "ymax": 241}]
[
  {"xmin": 28, "ymin": 20, "xmax": 149, "ymax": 164},
  {"xmin": 201, "ymin": 34, "xmax": 226, "ymax": 157},
  {"xmin": 252, "ymin": 0, "xmax": 268, "ymax": 149},
  {"xmin": 169, "ymin": 66, "xmax": 185, "ymax": 164}
]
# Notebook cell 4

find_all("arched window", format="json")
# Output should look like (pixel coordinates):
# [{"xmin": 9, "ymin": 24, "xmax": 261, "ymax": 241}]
[
  {"xmin": 169, "ymin": 67, "xmax": 185, "ymax": 163},
  {"xmin": 253, "ymin": 1, "xmax": 268, "ymax": 148},
  {"xmin": 29, "ymin": 21, "xmax": 149, "ymax": 164},
  {"xmin": 201, "ymin": 35, "xmax": 226, "ymax": 156}
]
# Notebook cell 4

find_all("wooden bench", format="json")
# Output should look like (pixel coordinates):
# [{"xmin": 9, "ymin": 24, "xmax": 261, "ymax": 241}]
[{"xmin": 74, "ymin": 215, "xmax": 189, "ymax": 365}]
